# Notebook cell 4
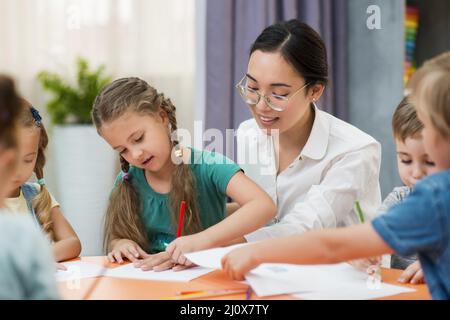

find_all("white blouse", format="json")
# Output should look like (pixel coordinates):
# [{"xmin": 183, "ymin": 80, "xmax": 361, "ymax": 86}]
[{"xmin": 237, "ymin": 106, "xmax": 382, "ymax": 242}]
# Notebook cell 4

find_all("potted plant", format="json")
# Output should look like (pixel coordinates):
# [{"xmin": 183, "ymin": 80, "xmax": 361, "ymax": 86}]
[{"xmin": 38, "ymin": 57, "xmax": 116, "ymax": 255}]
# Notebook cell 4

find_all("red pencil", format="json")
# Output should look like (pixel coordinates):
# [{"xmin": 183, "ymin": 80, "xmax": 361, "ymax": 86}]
[{"xmin": 176, "ymin": 200, "xmax": 186, "ymax": 237}]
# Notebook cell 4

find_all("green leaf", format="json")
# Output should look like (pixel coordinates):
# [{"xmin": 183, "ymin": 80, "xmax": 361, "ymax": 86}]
[{"xmin": 37, "ymin": 57, "xmax": 112, "ymax": 125}]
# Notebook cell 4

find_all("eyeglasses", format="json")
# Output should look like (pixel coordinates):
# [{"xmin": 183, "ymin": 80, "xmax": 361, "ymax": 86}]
[{"xmin": 236, "ymin": 76, "xmax": 309, "ymax": 112}]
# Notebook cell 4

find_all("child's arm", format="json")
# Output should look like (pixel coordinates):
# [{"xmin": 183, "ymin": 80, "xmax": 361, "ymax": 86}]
[
  {"xmin": 221, "ymin": 224, "xmax": 393, "ymax": 280},
  {"xmin": 224, "ymin": 203, "xmax": 251, "ymax": 244},
  {"xmin": 225, "ymin": 202, "xmax": 240, "ymax": 216},
  {"xmin": 166, "ymin": 171, "xmax": 276, "ymax": 265},
  {"xmin": 51, "ymin": 206, "xmax": 82, "ymax": 262},
  {"xmin": 206, "ymin": 171, "xmax": 276, "ymax": 244}
]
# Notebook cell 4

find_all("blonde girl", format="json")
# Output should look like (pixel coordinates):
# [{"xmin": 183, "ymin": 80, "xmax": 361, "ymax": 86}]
[
  {"xmin": 92, "ymin": 77, "xmax": 276, "ymax": 270},
  {"xmin": 4, "ymin": 102, "xmax": 81, "ymax": 263}
]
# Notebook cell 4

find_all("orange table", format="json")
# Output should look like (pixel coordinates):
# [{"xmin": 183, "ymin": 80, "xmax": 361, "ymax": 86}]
[{"xmin": 58, "ymin": 257, "xmax": 431, "ymax": 300}]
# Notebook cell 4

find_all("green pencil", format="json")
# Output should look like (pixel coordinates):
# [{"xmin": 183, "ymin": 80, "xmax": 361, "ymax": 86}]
[
  {"xmin": 354, "ymin": 201, "xmax": 365, "ymax": 223},
  {"xmin": 354, "ymin": 200, "xmax": 382, "ymax": 280}
]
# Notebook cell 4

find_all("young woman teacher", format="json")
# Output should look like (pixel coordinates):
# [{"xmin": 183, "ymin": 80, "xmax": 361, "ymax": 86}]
[{"xmin": 233, "ymin": 20, "xmax": 382, "ymax": 242}]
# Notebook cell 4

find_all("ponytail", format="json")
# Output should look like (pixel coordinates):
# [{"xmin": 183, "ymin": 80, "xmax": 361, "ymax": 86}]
[
  {"xmin": 159, "ymin": 94, "xmax": 202, "ymax": 235},
  {"xmin": 32, "ymin": 124, "xmax": 54, "ymax": 238},
  {"xmin": 103, "ymin": 156, "xmax": 147, "ymax": 252}
]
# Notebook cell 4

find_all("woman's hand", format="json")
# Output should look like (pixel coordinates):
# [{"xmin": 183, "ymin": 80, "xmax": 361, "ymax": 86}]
[
  {"xmin": 107, "ymin": 239, "xmax": 148, "ymax": 264},
  {"xmin": 221, "ymin": 245, "xmax": 260, "ymax": 281},
  {"xmin": 398, "ymin": 261, "xmax": 425, "ymax": 284},
  {"xmin": 165, "ymin": 234, "xmax": 206, "ymax": 266}
]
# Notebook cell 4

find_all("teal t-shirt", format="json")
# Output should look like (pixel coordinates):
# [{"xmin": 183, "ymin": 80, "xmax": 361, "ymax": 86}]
[{"xmin": 113, "ymin": 148, "xmax": 241, "ymax": 253}]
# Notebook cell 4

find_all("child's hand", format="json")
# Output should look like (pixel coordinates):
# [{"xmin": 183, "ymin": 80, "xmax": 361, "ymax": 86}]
[
  {"xmin": 133, "ymin": 251, "xmax": 175, "ymax": 271},
  {"xmin": 165, "ymin": 234, "xmax": 205, "ymax": 266},
  {"xmin": 221, "ymin": 245, "xmax": 259, "ymax": 281},
  {"xmin": 107, "ymin": 239, "xmax": 148, "ymax": 264},
  {"xmin": 398, "ymin": 261, "xmax": 425, "ymax": 284}
]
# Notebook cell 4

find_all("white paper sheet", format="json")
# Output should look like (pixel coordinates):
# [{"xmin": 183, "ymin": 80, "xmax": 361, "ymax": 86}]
[
  {"xmin": 105, "ymin": 263, "xmax": 214, "ymax": 282},
  {"xmin": 184, "ymin": 245, "xmax": 415, "ymax": 299},
  {"xmin": 246, "ymin": 262, "xmax": 415, "ymax": 299},
  {"xmin": 55, "ymin": 261, "xmax": 106, "ymax": 282},
  {"xmin": 184, "ymin": 244, "xmax": 247, "ymax": 269},
  {"xmin": 245, "ymin": 273, "xmax": 312, "ymax": 297},
  {"xmin": 292, "ymin": 282, "xmax": 415, "ymax": 300}
]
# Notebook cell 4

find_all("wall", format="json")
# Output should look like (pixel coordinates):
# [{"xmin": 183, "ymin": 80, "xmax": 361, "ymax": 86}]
[{"xmin": 348, "ymin": 0, "xmax": 405, "ymax": 197}]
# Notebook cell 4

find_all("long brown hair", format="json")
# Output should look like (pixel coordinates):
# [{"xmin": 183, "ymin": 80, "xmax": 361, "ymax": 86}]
[
  {"xmin": 18, "ymin": 102, "xmax": 54, "ymax": 239},
  {"xmin": 92, "ymin": 77, "xmax": 202, "ymax": 252}
]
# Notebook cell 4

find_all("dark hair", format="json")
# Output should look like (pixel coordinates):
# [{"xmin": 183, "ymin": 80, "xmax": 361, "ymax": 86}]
[
  {"xmin": 392, "ymin": 96, "xmax": 423, "ymax": 142},
  {"xmin": 250, "ymin": 19, "xmax": 328, "ymax": 88},
  {"xmin": 0, "ymin": 75, "xmax": 23, "ymax": 148}
]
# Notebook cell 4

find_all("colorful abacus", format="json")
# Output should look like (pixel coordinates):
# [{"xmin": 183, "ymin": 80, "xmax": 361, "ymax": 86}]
[{"xmin": 404, "ymin": 5, "xmax": 419, "ymax": 85}]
